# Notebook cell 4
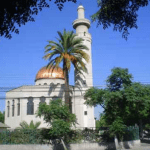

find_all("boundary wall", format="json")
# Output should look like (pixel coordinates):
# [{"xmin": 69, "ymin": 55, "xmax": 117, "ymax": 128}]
[{"xmin": 0, "ymin": 140, "xmax": 141, "ymax": 150}]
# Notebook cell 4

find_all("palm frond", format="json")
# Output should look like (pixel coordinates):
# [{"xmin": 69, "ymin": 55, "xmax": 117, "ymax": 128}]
[
  {"xmin": 43, "ymin": 29, "xmax": 90, "ymax": 83},
  {"xmin": 57, "ymin": 31, "xmax": 65, "ymax": 44},
  {"xmin": 55, "ymin": 55, "xmax": 63, "ymax": 68},
  {"xmin": 19, "ymin": 121, "xmax": 29, "ymax": 129},
  {"xmin": 45, "ymin": 41, "xmax": 63, "ymax": 53},
  {"xmin": 71, "ymin": 38, "xmax": 84, "ymax": 46},
  {"xmin": 29, "ymin": 120, "xmax": 34, "ymax": 129},
  {"xmin": 34, "ymin": 121, "xmax": 41, "ymax": 129},
  {"xmin": 74, "ymin": 50, "xmax": 90, "ymax": 63},
  {"xmin": 43, "ymin": 51, "xmax": 59, "ymax": 60}
]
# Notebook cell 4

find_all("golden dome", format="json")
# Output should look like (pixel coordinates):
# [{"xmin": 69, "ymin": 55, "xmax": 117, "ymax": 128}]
[{"xmin": 35, "ymin": 66, "xmax": 64, "ymax": 81}]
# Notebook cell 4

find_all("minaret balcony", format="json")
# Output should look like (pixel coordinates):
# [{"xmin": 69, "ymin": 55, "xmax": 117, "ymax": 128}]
[{"xmin": 73, "ymin": 19, "xmax": 91, "ymax": 29}]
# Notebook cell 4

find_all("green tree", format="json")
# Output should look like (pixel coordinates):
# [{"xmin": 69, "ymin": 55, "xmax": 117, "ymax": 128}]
[
  {"xmin": 96, "ymin": 113, "xmax": 108, "ymax": 128},
  {"xmin": 84, "ymin": 67, "xmax": 150, "ymax": 138},
  {"xmin": 124, "ymin": 83, "xmax": 150, "ymax": 137},
  {"xmin": 104, "ymin": 82, "xmax": 150, "ymax": 138},
  {"xmin": 0, "ymin": 0, "xmax": 76, "ymax": 39},
  {"xmin": 84, "ymin": 67, "xmax": 133, "ymax": 105},
  {"xmin": 92, "ymin": 0, "xmax": 149, "ymax": 39},
  {"xmin": 0, "ymin": 111, "xmax": 4, "ymax": 123},
  {"xmin": 84, "ymin": 87, "xmax": 105, "ymax": 108},
  {"xmin": 106, "ymin": 67, "xmax": 133, "ymax": 91},
  {"xmin": 43, "ymin": 29, "xmax": 89, "ymax": 111},
  {"xmin": 37, "ymin": 99, "xmax": 76, "ymax": 149},
  {"xmin": 17, "ymin": 120, "xmax": 41, "ymax": 129}
]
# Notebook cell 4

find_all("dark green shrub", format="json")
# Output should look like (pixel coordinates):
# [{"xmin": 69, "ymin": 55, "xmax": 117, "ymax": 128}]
[
  {"xmin": 123, "ymin": 126, "xmax": 139, "ymax": 141},
  {"xmin": 0, "ymin": 129, "xmax": 42, "ymax": 144}
]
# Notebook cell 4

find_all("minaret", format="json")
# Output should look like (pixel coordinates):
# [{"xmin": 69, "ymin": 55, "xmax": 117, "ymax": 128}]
[{"xmin": 73, "ymin": 5, "xmax": 93, "ymax": 88}]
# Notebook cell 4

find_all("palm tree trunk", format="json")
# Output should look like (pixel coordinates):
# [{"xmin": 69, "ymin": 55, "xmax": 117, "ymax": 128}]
[{"xmin": 63, "ymin": 62, "xmax": 72, "ymax": 113}]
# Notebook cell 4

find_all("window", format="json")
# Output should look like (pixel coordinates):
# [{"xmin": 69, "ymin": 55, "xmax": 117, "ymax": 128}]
[
  {"xmin": 40, "ymin": 96, "xmax": 46, "ymax": 104},
  {"xmin": 83, "ymin": 80, "xmax": 87, "ymax": 87},
  {"xmin": 7, "ymin": 101, "xmax": 10, "ymax": 117},
  {"xmin": 17, "ymin": 99, "xmax": 20, "ymax": 116},
  {"xmin": 52, "ymin": 96, "xmax": 58, "ymax": 100},
  {"xmin": 12, "ymin": 100, "xmax": 15, "ymax": 116},
  {"xmin": 44, "ymin": 83, "xmax": 47, "ymax": 85},
  {"xmin": 27, "ymin": 97, "xmax": 34, "ymax": 115},
  {"xmin": 84, "ymin": 111, "xmax": 87, "ymax": 115}
]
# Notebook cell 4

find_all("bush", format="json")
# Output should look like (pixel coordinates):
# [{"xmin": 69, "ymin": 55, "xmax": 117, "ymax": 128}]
[
  {"xmin": 123, "ymin": 126, "xmax": 139, "ymax": 141},
  {"xmin": 0, "ymin": 129, "xmax": 42, "ymax": 144}
]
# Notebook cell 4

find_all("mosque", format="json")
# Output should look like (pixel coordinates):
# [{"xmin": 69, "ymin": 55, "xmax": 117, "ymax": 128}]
[{"xmin": 5, "ymin": 5, "xmax": 95, "ymax": 129}]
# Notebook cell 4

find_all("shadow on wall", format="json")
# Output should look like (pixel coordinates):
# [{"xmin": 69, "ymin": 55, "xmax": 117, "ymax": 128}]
[
  {"xmin": 75, "ymin": 72, "xmax": 87, "ymax": 89},
  {"xmin": 48, "ymin": 83, "xmax": 64, "ymax": 99}
]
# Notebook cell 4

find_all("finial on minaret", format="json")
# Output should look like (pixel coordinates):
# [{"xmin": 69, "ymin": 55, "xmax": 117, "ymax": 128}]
[
  {"xmin": 77, "ymin": 5, "xmax": 85, "ymax": 19},
  {"xmin": 73, "ymin": 5, "xmax": 90, "ymax": 30}
]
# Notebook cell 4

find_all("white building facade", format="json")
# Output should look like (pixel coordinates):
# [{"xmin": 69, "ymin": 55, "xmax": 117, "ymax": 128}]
[{"xmin": 5, "ymin": 5, "xmax": 95, "ymax": 129}]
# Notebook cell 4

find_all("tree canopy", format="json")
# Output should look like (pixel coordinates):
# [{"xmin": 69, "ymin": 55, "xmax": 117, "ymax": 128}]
[
  {"xmin": 43, "ymin": 29, "xmax": 89, "ymax": 111},
  {"xmin": 0, "ymin": 0, "xmax": 76, "ymax": 39},
  {"xmin": 1, "ymin": 0, "xmax": 149, "ymax": 39},
  {"xmin": 37, "ymin": 99, "xmax": 76, "ymax": 138},
  {"xmin": 92, "ymin": 0, "xmax": 149, "ymax": 39},
  {"xmin": 106, "ymin": 67, "xmax": 133, "ymax": 91},
  {"xmin": 84, "ymin": 67, "xmax": 150, "ymax": 138}
]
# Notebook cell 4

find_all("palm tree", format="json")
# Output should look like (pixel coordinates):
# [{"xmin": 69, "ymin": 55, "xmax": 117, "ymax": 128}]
[
  {"xmin": 43, "ymin": 29, "xmax": 89, "ymax": 112},
  {"xmin": 17, "ymin": 120, "xmax": 41, "ymax": 129}
]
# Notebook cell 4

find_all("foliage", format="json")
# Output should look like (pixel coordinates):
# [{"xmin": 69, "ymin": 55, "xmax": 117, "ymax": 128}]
[
  {"xmin": 108, "ymin": 117, "xmax": 126, "ymax": 140},
  {"xmin": 96, "ymin": 113, "xmax": 108, "ymax": 128},
  {"xmin": 92, "ymin": 0, "xmax": 149, "ymax": 39},
  {"xmin": 106, "ymin": 67, "xmax": 133, "ymax": 91},
  {"xmin": 123, "ymin": 126, "xmax": 139, "ymax": 141},
  {"xmin": 84, "ymin": 67, "xmax": 150, "ymax": 139},
  {"xmin": 84, "ymin": 87, "xmax": 105, "ymax": 108},
  {"xmin": 0, "ymin": 111, "xmax": 4, "ymax": 123},
  {"xmin": 144, "ymin": 123, "xmax": 150, "ymax": 131},
  {"xmin": 101, "ymin": 125, "xmax": 139, "ymax": 142},
  {"xmin": 1, "ymin": 0, "xmax": 149, "ymax": 40},
  {"xmin": 104, "ymin": 82, "xmax": 150, "ymax": 138},
  {"xmin": 17, "ymin": 120, "xmax": 41, "ymax": 129},
  {"xmin": 43, "ymin": 29, "xmax": 89, "ymax": 111},
  {"xmin": 37, "ymin": 99, "xmax": 76, "ymax": 139},
  {"xmin": 0, "ymin": 128, "xmax": 103, "ymax": 145},
  {"xmin": 0, "ymin": 127, "xmax": 139, "ymax": 145},
  {"xmin": 124, "ymin": 82, "xmax": 150, "ymax": 123},
  {"xmin": 0, "ymin": 0, "xmax": 77, "ymax": 39},
  {"xmin": 0, "ymin": 129, "xmax": 42, "ymax": 144}
]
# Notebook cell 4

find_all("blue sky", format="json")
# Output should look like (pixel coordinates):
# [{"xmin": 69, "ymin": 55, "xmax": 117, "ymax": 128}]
[{"xmin": 0, "ymin": 0, "xmax": 150, "ymax": 119}]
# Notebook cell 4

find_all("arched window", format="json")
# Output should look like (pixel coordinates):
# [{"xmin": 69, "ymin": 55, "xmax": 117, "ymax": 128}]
[
  {"xmin": 17, "ymin": 99, "xmax": 20, "ymax": 116},
  {"xmin": 44, "ymin": 83, "xmax": 47, "ymax": 85},
  {"xmin": 40, "ymin": 96, "xmax": 46, "ymax": 104},
  {"xmin": 7, "ymin": 101, "xmax": 10, "ymax": 117},
  {"xmin": 12, "ymin": 100, "xmax": 15, "ymax": 116},
  {"xmin": 27, "ymin": 97, "xmax": 34, "ymax": 115},
  {"xmin": 52, "ymin": 96, "xmax": 58, "ymax": 101}
]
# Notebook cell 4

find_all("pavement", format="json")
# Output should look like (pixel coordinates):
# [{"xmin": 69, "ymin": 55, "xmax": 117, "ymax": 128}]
[{"xmin": 120, "ymin": 141, "xmax": 150, "ymax": 150}]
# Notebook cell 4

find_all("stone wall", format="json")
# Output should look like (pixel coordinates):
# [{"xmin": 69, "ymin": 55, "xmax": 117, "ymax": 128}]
[{"xmin": 0, "ymin": 140, "xmax": 141, "ymax": 150}]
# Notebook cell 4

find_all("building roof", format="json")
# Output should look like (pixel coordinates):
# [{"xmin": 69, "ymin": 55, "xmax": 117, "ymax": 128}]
[
  {"xmin": 0, "ymin": 122, "xmax": 10, "ymax": 128},
  {"xmin": 35, "ymin": 66, "xmax": 65, "ymax": 81}
]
